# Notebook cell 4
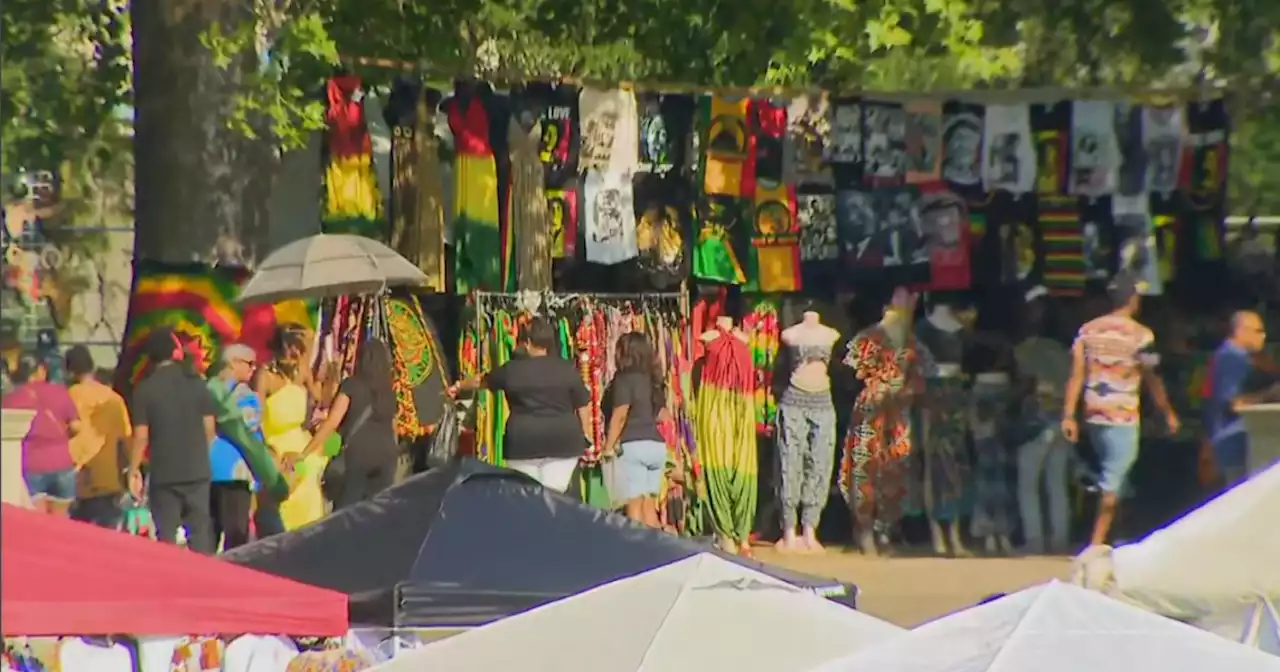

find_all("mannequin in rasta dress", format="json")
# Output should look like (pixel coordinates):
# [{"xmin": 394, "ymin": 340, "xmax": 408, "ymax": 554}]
[
  {"xmin": 914, "ymin": 301, "xmax": 975, "ymax": 557},
  {"xmin": 774, "ymin": 310, "xmax": 841, "ymax": 553},
  {"xmin": 695, "ymin": 316, "xmax": 758, "ymax": 556},
  {"xmin": 838, "ymin": 288, "xmax": 929, "ymax": 557}
]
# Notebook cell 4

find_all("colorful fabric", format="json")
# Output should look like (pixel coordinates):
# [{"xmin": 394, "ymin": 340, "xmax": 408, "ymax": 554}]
[
  {"xmin": 694, "ymin": 331, "xmax": 757, "ymax": 546},
  {"xmin": 1039, "ymin": 195, "xmax": 1084, "ymax": 295},
  {"xmin": 1074, "ymin": 315, "xmax": 1158, "ymax": 426},
  {"xmin": 169, "ymin": 636, "xmax": 224, "ymax": 672},
  {"xmin": 969, "ymin": 379, "xmax": 1014, "ymax": 538},
  {"xmin": 206, "ymin": 376, "xmax": 288, "ymax": 500},
  {"xmin": 284, "ymin": 650, "xmax": 373, "ymax": 672},
  {"xmin": 208, "ymin": 378, "xmax": 260, "ymax": 483},
  {"xmin": 702, "ymin": 95, "xmax": 751, "ymax": 197},
  {"xmin": 916, "ymin": 375, "xmax": 968, "ymax": 523},
  {"xmin": 386, "ymin": 295, "xmax": 449, "ymax": 438},
  {"xmin": 118, "ymin": 262, "xmax": 315, "ymax": 391},
  {"xmin": 691, "ymin": 196, "xmax": 748, "ymax": 284},
  {"xmin": 323, "ymin": 76, "xmax": 384, "ymax": 238},
  {"xmin": 69, "ymin": 381, "xmax": 132, "ymax": 499},
  {"xmin": 742, "ymin": 299, "xmax": 780, "ymax": 434},
  {"xmin": 452, "ymin": 153, "xmax": 503, "ymax": 293},
  {"xmin": 263, "ymin": 383, "xmax": 325, "ymax": 529},
  {"xmin": 747, "ymin": 182, "xmax": 801, "ymax": 292},
  {"xmin": 839, "ymin": 324, "xmax": 925, "ymax": 534}
]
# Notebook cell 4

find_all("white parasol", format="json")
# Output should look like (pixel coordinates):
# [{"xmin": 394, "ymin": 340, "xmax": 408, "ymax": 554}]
[{"xmin": 237, "ymin": 234, "xmax": 427, "ymax": 304}]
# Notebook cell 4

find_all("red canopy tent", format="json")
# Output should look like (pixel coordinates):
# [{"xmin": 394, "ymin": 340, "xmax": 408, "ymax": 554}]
[{"xmin": 0, "ymin": 504, "xmax": 348, "ymax": 636}]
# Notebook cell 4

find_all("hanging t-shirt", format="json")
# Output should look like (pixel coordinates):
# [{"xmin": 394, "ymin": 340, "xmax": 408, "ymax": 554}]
[
  {"xmin": 748, "ymin": 181, "xmax": 800, "ymax": 293},
  {"xmin": 751, "ymin": 99, "xmax": 787, "ymax": 188},
  {"xmin": 941, "ymin": 101, "xmax": 987, "ymax": 204},
  {"xmin": 1185, "ymin": 98, "xmax": 1229, "ymax": 213},
  {"xmin": 1113, "ymin": 102, "xmax": 1146, "ymax": 197},
  {"xmin": 223, "ymin": 635, "xmax": 300, "ymax": 672},
  {"xmin": 632, "ymin": 172, "xmax": 692, "ymax": 289},
  {"xmin": 58, "ymin": 638, "xmax": 134, "ymax": 672},
  {"xmin": 545, "ymin": 186, "xmax": 580, "ymax": 260},
  {"xmin": 987, "ymin": 192, "xmax": 1042, "ymax": 288},
  {"xmin": 838, "ymin": 186, "xmax": 929, "ymax": 285},
  {"xmin": 1113, "ymin": 193, "xmax": 1162, "ymax": 295},
  {"xmin": 916, "ymin": 182, "xmax": 971, "ymax": 290},
  {"xmin": 1030, "ymin": 101, "xmax": 1070, "ymax": 196},
  {"xmin": 905, "ymin": 100, "xmax": 942, "ymax": 184},
  {"xmin": 1038, "ymin": 195, "xmax": 1085, "ymax": 296},
  {"xmin": 1142, "ymin": 105, "xmax": 1184, "ymax": 195},
  {"xmin": 862, "ymin": 100, "xmax": 908, "ymax": 187},
  {"xmin": 579, "ymin": 87, "xmax": 638, "ymax": 174},
  {"xmin": 703, "ymin": 95, "xmax": 751, "ymax": 197},
  {"xmin": 583, "ymin": 169, "xmax": 638, "ymax": 265},
  {"xmin": 796, "ymin": 189, "xmax": 838, "ymax": 262},
  {"xmin": 1069, "ymin": 100, "xmax": 1120, "ymax": 197},
  {"xmin": 1080, "ymin": 196, "xmax": 1117, "ymax": 280},
  {"xmin": 784, "ymin": 93, "xmax": 833, "ymax": 187},
  {"xmin": 827, "ymin": 97, "xmax": 864, "ymax": 185},
  {"xmin": 637, "ymin": 93, "xmax": 695, "ymax": 174},
  {"xmin": 525, "ymin": 82, "xmax": 580, "ymax": 188},
  {"xmin": 982, "ymin": 104, "xmax": 1036, "ymax": 194},
  {"xmin": 692, "ymin": 194, "xmax": 748, "ymax": 284}
]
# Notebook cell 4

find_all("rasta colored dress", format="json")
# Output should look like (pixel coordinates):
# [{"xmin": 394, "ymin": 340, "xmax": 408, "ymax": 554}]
[
  {"xmin": 694, "ymin": 329, "xmax": 757, "ymax": 547},
  {"xmin": 838, "ymin": 323, "xmax": 928, "ymax": 536}
]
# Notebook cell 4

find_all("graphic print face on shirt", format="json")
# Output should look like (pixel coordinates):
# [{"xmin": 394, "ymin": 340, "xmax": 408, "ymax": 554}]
[
  {"xmin": 828, "ymin": 99, "xmax": 862, "ymax": 164},
  {"xmin": 786, "ymin": 94, "xmax": 832, "ymax": 185},
  {"xmin": 1142, "ymin": 106, "xmax": 1183, "ymax": 194},
  {"xmin": 942, "ymin": 110, "xmax": 983, "ymax": 186},
  {"xmin": 797, "ymin": 192, "xmax": 838, "ymax": 260},
  {"xmin": 863, "ymin": 101, "xmax": 909, "ymax": 185},
  {"xmin": 579, "ymin": 88, "xmax": 622, "ymax": 171},
  {"xmin": 639, "ymin": 96, "xmax": 670, "ymax": 168}
]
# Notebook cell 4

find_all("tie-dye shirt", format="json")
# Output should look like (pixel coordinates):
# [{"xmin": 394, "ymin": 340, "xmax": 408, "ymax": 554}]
[{"xmin": 1073, "ymin": 315, "xmax": 1158, "ymax": 426}]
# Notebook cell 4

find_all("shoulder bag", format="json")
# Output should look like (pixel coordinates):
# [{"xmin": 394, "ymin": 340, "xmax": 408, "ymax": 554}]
[{"xmin": 320, "ymin": 402, "xmax": 372, "ymax": 503}]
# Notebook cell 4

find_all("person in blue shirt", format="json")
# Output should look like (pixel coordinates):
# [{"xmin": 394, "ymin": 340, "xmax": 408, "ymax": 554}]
[
  {"xmin": 208, "ymin": 343, "xmax": 278, "ymax": 549},
  {"xmin": 1205, "ymin": 311, "xmax": 1270, "ymax": 487}
]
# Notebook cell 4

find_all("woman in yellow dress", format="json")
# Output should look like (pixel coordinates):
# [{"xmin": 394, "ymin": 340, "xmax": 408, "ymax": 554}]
[{"xmin": 257, "ymin": 327, "xmax": 328, "ymax": 529}]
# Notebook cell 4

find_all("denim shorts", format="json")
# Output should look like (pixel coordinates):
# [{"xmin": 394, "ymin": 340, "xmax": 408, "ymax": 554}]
[
  {"xmin": 1086, "ymin": 423, "xmax": 1140, "ymax": 493},
  {"xmin": 25, "ymin": 469, "xmax": 78, "ymax": 503},
  {"xmin": 616, "ymin": 440, "xmax": 667, "ymax": 500}
]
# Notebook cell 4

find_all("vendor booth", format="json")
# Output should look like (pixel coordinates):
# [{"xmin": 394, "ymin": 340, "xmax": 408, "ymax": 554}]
[
  {"xmin": 0, "ymin": 504, "xmax": 348, "ymax": 636},
  {"xmin": 225, "ymin": 459, "xmax": 859, "ymax": 628},
  {"xmin": 369, "ymin": 553, "xmax": 900, "ymax": 672},
  {"xmin": 812, "ymin": 581, "xmax": 1280, "ymax": 672},
  {"xmin": 1073, "ymin": 462, "xmax": 1280, "ymax": 650}
]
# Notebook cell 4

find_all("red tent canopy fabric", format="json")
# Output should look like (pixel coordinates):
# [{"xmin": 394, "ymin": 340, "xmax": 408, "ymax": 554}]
[{"xmin": 0, "ymin": 504, "xmax": 348, "ymax": 636}]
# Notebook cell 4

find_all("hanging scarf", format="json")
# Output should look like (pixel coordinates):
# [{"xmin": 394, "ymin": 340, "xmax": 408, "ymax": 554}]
[{"xmin": 509, "ymin": 119, "xmax": 553, "ymax": 289}]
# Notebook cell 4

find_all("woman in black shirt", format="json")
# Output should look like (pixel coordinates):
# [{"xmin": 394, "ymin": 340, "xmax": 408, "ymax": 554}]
[
  {"xmin": 602, "ymin": 332, "xmax": 668, "ymax": 527},
  {"xmin": 448, "ymin": 318, "xmax": 591, "ymax": 492},
  {"xmin": 295, "ymin": 339, "xmax": 399, "ymax": 507}
]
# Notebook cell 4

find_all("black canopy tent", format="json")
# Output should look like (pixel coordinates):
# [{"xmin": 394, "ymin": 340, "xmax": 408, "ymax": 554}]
[{"xmin": 223, "ymin": 459, "xmax": 858, "ymax": 627}]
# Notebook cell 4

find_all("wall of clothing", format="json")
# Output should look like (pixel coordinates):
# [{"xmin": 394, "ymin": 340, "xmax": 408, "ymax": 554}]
[{"xmin": 317, "ymin": 74, "xmax": 1231, "ymax": 302}]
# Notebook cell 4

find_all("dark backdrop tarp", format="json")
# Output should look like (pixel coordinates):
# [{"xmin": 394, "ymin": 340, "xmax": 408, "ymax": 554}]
[
  {"xmin": 224, "ymin": 459, "xmax": 857, "ymax": 627},
  {"xmin": 0, "ymin": 504, "xmax": 348, "ymax": 636}
]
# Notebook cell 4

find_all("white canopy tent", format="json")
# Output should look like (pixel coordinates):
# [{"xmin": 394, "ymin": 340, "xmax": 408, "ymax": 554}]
[
  {"xmin": 1073, "ymin": 462, "xmax": 1280, "ymax": 648},
  {"xmin": 811, "ymin": 581, "xmax": 1280, "ymax": 672},
  {"xmin": 368, "ymin": 552, "xmax": 903, "ymax": 672}
]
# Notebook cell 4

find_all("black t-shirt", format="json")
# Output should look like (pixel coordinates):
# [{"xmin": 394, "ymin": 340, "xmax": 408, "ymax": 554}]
[
  {"xmin": 487, "ymin": 355, "xmax": 589, "ymax": 461},
  {"xmin": 131, "ymin": 363, "xmax": 217, "ymax": 485},
  {"xmin": 338, "ymin": 378, "xmax": 399, "ymax": 469},
  {"xmin": 604, "ymin": 371, "xmax": 664, "ymax": 444}
]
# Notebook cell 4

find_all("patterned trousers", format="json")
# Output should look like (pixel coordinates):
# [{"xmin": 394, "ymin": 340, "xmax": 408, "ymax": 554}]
[
  {"xmin": 841, "ymin": 407, "xmax": 911, "ymax": 535},
  {"xmin": 775, "ymin": 400, "xmax": 838, "ymax": 529}
]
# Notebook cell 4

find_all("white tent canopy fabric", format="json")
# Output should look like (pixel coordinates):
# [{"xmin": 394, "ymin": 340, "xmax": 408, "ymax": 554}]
[
  {"xmin": 1073, "ymin": 462, "xmax": 1280, "ymax": 628},
  {"xmin": 1242, "ymin": 599, "xmax": 1280, "ymax": 656},
  {"xmin": 369, "ymin": 552, "xmax": 903, "ymax": 672},
  {"xmin": 811, "ymin": 581, "xmax": 1280, "ymax": 672}
]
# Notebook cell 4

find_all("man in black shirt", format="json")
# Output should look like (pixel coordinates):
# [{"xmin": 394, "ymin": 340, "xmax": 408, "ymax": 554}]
[
  {"xmin": 448, "ymin": 318, "xmax": 591, "ymax": 491},
  {"xmin": 127, "ymin": 329, "xmax": 219, "ymax": 553}
]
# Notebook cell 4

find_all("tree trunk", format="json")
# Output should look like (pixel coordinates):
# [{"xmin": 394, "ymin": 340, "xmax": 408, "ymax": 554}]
[{"xmin": 131, "ymin": 0, "xmax": 271, "ymax": 266}]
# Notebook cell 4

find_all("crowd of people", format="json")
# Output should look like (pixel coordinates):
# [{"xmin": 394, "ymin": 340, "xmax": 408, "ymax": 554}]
[{"xmin": 1, "ymin": 324, "xmax": 401, "ymax": 553}]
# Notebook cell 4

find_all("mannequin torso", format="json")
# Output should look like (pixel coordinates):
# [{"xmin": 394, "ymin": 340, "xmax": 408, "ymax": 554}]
[
  {"xmin": 917, "ymin": 305, "xmax": 965, "ymax": 378},
  {"xmin": 700, "ymin": 315, "xmax": 748, "ymax": 344},
  {"xmin": 781, "ymin": 312, "xmax": 840, "ymax": 392}
]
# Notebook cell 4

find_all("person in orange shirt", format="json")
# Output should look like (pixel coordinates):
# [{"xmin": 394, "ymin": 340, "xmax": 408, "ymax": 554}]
[{"xmin": 65, "ymin": 346, "xmax": 133, "ymax": 528}]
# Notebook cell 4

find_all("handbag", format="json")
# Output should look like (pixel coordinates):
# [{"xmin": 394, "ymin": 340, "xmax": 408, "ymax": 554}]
[
  {"xmin": 425, "ymin": 402, "xmax": 460, "ymax": 469},
  {"xmin": 320, "ymin": 403, "xmax": 372, "ymax": 503}
]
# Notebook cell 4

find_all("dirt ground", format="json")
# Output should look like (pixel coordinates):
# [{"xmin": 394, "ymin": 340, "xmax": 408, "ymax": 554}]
[{"xmin": 757, "ymin": 547, "xmax": 1073, "ymax": 626}]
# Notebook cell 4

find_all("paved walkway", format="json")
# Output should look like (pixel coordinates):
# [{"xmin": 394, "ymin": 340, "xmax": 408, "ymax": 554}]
[{"xmin": 758, "ymin": 548, "xmax": 1072, "ymax": 626}]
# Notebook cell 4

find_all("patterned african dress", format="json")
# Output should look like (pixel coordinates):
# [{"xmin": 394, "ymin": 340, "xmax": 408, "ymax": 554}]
[{"xmin": 838, "ymin": 323, "xmax": 928, "ymax": 535}]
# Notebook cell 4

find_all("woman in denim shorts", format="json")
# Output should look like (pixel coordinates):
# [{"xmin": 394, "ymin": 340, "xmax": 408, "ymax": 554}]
[
  {"xmin": 601, "ymin": 333, "xmax": 670, "ymax": 528},
  {"xmin": 3, "ymin": 355, "xmax": 81, "ymax": 516}
]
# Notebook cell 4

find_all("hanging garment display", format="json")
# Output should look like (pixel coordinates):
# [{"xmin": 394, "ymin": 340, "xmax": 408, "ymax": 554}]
[
  {"xmin": 827, "ymin": 96, "xmax": 864, "ymax": 172},
  {"xmin": 446, "ymin": 82, "xmax": 503, "ymax": 293},
  {"xmin": 637, "ymin": 92, "xmax": 695, "ymax": 174},
  {"xmin": 691, "ymin": 195, "xmax": 748, "ymax": 284},
  {"xmin": 1030, "ymin": 101, "xmax": 1070, "ymax": 196},
  {"xmin": 796, "ymin": 190, "xmax": 839, "ymax": 263},
  {"xmin": 583, "ymin": 169, "xmax": 639, "ymax": 264},
  {"xmin": 912, "ymin": 318, "xmax": 968, "ymax": 548},
  {"xmin": 580, "ymin": 88, "xmax": 640, "ymax": 266},
  {"xmin": 632, "ymin": 172, "xmax": 692, "ymax": 290},
  {"xmin": 969, "ymin": 373, "xmax": 1015, "ymax": 552},
  {"xmin": 364, "ymin": 93, "xmax": 393, "ymax": 216},
  {"xmin": 1113, "ymin": 193, "xmax": 1162, "ymax": 295},
  {"xmin": 1114, "ymin": 102, "xmax": 1146, "ymax": 197},
  {"xmin": 784, "ymin": 92, "xmax": 833, "ymax": 188},
  {"xmin": 702, "ymin": 95, "xmax": 752, "ymax": 196},
  {"xmin": 862, "ymin": 100, "xmax": 909, "ymax": 187},
  {"xmin": 545, "ymin": 185, "xmax": 580, "ymax": 261},
  {"xmin": 1142, "ymin": 105, "xmax": 1184, "ymax": 195},
  {"xmin": 384, "ymin": 80, "xmax": 447, "ymax": 291},
  {"xmin": 579, "ymin": 87, "xmax": 638, "ymax": 173},
  {"xmin": 386, "ymin": 295, "xmax": 450, "ymax": 439},
  {"xmin": 916, "ymin": 183, "xmax": 971, "ymax": 291},
  {"xmin": 838, "ymin": 186, "xmax": 930, "ymax": 285},
  {"xmin": 695, "ymin": 326, "xmax": 757, "ymax": 552},
  {"xmin": 508, "ymin": 116, "xmax": 553, "ymax": 289},
  {"xmin": 941, "ymin": 101, "xmax": 986, "ymax": 204},
  {"xmin": 322, "ymin": 75, "xmax": 385, "ymax": 238},
  {"xmin": 1038, "ymin": 195, "xmax": 1086, "ymax": 296},
  {"xmin": 838, "ymin": 320, "xmax": 924, "ymax": 543},
  {"xmin": 742, "ymin": 298, "xmax": 780, "ymax": 435},
  {"xmin": 1069, "ymin": 100, "xmax": 1121, "ymax": 197},
  {"xmin": 524, "ymin": 82, "xmax": 581, "ymax": 259},
  {"xmin": 746, "ymin": 100, "xmax": 801, "ymax": 292},
  {"xmin": 904, "ymin": 99, "xmax": 942, "ymax": 184},
  {"xmin": 982, "ymin": 104, "xmax": 1036, "ymax": 195},
  {"xmin": 1185, "ymin": 97, "xmax": 1229, "ymax": 269},
  {"xmin": 988, "ymin": 192, "xmax": 1042, "ymax": 288},
  {"xmin": 1080, "ymin": 196, "xmax": 1117, "ymax": 279}
]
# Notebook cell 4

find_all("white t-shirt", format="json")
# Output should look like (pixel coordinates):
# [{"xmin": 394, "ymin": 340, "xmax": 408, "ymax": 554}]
[
  {"xmin": 58, "ymin": 638, "xmax": 134, "ymax": 672},
  {"xmin": 223, "ymin": 635, "xmax": 300, "ymax": 672}
]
